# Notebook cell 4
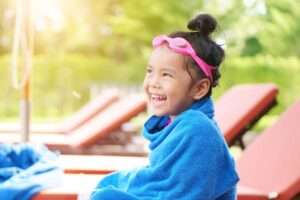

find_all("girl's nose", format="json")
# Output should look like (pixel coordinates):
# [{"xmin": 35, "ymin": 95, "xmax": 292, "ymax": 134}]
[{"xmin": 149, "ymin": 75, "xmax": 160, "ymax": 89}]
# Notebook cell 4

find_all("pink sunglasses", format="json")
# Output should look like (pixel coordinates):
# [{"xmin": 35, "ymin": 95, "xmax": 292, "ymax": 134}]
[{"xmin": 152, "ymin": 35, "xmax": 216, "ymax": 82}]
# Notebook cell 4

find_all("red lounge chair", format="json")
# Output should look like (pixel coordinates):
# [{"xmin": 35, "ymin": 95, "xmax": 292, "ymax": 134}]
[
  {"xmin": 0, "ymin": 89, "xmax": 119, "ymax": 134},
  {"xmin": 215, "ymin": 83, "xmax": 278, "ymax": 148},
  {"xmin": 0, "ymin": 93, "xmax": 147, "ymax": 150},
  {"xmin": 237, "ymin": 98, "xmax": 300, "ymax": 200}
]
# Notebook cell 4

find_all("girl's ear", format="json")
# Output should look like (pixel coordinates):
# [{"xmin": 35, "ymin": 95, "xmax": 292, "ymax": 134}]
[{"xmin": 191, "ymin": 78, "xmax": 210, "ymax": 100}]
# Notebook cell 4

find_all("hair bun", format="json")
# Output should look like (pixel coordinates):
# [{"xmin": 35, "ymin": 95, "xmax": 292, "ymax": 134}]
[{"xmin": 187, "ymin": 14, "xmax": 218, "ymax": 36}]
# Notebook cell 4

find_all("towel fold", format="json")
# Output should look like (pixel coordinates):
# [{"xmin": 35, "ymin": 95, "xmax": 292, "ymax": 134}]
[{"xmin": 0, "ymin": 143, "xmax": 63, "ymax": 200}]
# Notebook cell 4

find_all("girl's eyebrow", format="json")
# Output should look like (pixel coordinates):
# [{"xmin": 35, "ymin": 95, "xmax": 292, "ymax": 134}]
[
  {"xmin": 146, "ymin": 64, "xmax": 153, "ymax": 69},
  {"xmin": 160, "ymin": 67, "xmax": 177, "ymax": 74},
  {"xmin": 147, "ymin": 64, "xmax": 176, "ymax": 73},
  {"xmin": 147, "ymin": 64, "xmax": 177, "ymax": 74}
]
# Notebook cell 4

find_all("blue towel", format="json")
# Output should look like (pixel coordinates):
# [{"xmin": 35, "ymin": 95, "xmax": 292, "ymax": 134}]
[
  {"xmin": 0, "ymin": 143, "xmax": 63, "ymax": 200},
  {"xmin": 91, "ymin": 97, "xmax": 239, "ymax": 200}
]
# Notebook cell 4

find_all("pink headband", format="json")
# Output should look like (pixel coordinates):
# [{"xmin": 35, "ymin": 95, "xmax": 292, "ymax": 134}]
[{"xmin": 152, "ymin": 35, "xmax": 216, "ymax": 82}]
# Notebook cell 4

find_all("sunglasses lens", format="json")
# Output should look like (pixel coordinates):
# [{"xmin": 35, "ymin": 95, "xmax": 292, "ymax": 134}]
[{"xmin": 173, "ymin": 38, "xmax": 186, "ymax": 47}]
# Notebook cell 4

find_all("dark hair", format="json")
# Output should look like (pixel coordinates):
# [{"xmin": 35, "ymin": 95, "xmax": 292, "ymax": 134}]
[{"xmin": 168, "ymin": 13, "xmax": 224, "ymax": 97}]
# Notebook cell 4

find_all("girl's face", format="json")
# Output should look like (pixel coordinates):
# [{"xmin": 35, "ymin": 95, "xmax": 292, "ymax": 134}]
[{"xmin": 143, "ymin": 45, "xmax": 195, "ymax": 120}]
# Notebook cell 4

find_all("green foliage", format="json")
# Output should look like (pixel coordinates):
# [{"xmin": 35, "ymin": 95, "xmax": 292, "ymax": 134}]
[
  {"xmin": 233, "ymin": 0, "xmax": 300, "ymax": 57},
  {"xmin": 257, "ymin": 0, "xmax": 300, "ymax": 56}
]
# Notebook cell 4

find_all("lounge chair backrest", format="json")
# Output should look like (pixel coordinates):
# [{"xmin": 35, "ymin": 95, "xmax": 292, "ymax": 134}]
[
  {"xmin": 59, "ymin": 89, "xmax": 119, "ymax": 133},
  {"xmin": 215, "ymin": 83, "xmax": 278, "ymax": 145},
  {"xmin": 237, "ymin": 99, "xmax": 300, "ymax": 199},
  {"xmin": 70, "ymin": 93, "xmax": 147, "ymax": 148}
]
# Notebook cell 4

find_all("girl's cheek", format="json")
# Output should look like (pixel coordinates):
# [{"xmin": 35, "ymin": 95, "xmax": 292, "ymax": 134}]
[{"xmin": 143, "ymin": 78, "xmax": 149, "ymax": 92}]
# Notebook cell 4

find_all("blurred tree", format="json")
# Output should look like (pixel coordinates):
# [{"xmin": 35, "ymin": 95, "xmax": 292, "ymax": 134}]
[
  {"xmin": 258, "ymin": 0, "xmax": 300, "ymax": 56},
  {"xmin": 235, "ymin": 0, "xmax": 300, "ymax": 57}
]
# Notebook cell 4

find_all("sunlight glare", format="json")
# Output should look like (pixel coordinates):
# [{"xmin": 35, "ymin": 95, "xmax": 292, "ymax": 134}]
[{"xmin": 32, "ymin": 0, "xmax": 64, "ymax": 32}]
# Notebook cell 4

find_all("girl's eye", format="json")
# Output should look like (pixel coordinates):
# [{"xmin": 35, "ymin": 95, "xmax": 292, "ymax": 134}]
[
  {"xmin": 146, "ymin": 68, "xmax": 152, "ymax": 74},
  {"xmin": 163, "ymin": 73, "xmax": 173, "ymax": 78}
]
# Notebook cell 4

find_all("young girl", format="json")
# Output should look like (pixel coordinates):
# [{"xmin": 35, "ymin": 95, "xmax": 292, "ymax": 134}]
[{"xmin": 91, "ymin": 13, "xmax": 239, "ymax": 200}]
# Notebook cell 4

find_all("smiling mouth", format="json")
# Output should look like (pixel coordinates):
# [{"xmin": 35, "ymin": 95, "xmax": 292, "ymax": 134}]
[{"xmin": 151, "ymin": 94, "xmax": 167, "ymax": 106}]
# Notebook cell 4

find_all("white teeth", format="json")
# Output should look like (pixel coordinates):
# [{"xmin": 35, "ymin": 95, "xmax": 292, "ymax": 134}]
[
  {"xmin": 151, "ymin": 94, "xmax": 167, "ymax": 106},
  {"xmin": 151, "ymin": 94, "xmax": 166, "ymax": 100}
]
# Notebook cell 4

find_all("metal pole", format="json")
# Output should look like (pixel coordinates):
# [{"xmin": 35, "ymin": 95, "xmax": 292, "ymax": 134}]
[{"xmin": 20, "ymin": 0, "xmax": 33, "ymax": 142}]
